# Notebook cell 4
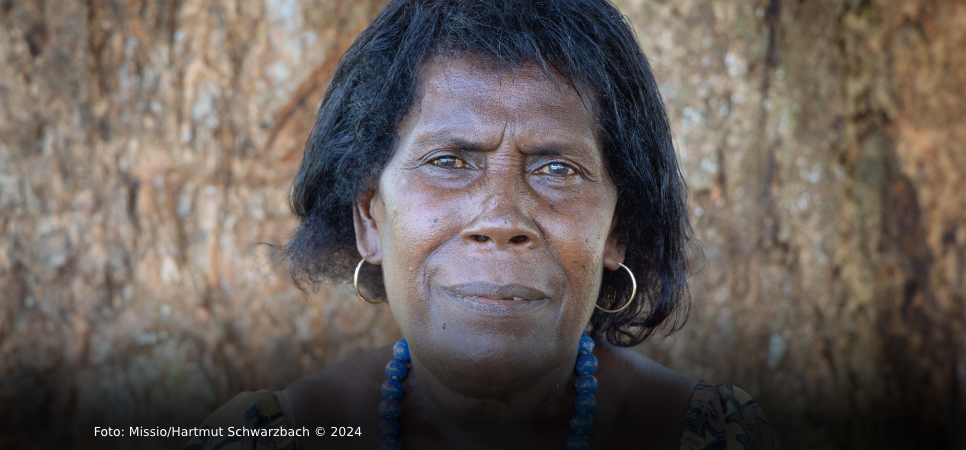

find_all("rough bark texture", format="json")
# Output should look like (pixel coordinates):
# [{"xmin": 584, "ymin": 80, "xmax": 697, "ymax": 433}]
[
  {"xmin": 628, "ymin": 1, "xmax": 966, "ymax": 448},
  {"xmin": 0, "ymin": 0, "xmax": 963, "ymax": 449}
]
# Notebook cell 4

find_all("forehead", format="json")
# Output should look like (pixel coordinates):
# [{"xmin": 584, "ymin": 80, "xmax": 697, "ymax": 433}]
[
  {"xmin": 400, "ymin": 56, "xmax": 601, "ymax": 148},
  {"xmin": 419, "ymin": 55, "xmax": 592, "ymax": 104}
]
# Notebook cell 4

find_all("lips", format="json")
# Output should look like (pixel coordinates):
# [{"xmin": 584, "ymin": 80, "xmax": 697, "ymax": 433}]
[
  {"xmin": 442, "ymin": 281, "xmax": 551, "ymax": 300},
  {"xmin": 439, "ymin": 281, "xmax": 553, "ymax": 314}
]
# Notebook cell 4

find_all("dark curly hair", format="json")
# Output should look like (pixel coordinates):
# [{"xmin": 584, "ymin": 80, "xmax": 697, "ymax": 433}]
[{"xmin": 281, "ymin": 0, "xmax": 696, "ymax": 347}]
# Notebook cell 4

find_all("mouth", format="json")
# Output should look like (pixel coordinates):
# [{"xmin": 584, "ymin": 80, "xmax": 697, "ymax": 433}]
[{"xmin": 439, "ymin": 281, "xmax": 553, "ymax": 315}]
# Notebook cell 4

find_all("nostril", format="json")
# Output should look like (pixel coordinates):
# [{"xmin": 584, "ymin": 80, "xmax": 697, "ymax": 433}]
[
  {"xmin": 509, "ymin": 235, "xmax": 529, "ymax": 245},
  {"xmin": 473, "ymin": 235, "xmax": 490, "ymax": 243}
]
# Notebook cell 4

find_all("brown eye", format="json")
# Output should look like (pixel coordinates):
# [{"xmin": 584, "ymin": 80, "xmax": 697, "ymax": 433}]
[
  {"xmin": 538, "ymin": 162, "xmax": 576, "ymax": 176},
  {"xmin": 431, "ymin": 156, "xmax": 467, "ymax": 169}
]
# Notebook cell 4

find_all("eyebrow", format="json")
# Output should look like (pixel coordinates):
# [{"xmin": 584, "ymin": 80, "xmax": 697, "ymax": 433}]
[
  {"xmin": 414, "ymin": 132, "xmax": 595, "ymax": 158},
  {"xmin": 416, "ymin": 135, "xmax": 489, "ymax": 153},
  {"xmin": 523, "ymin": 143, "xmax": 574, "ymax": 157}
]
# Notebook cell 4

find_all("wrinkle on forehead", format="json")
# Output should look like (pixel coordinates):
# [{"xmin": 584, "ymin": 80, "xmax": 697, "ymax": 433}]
[
  {"xmin": 411, "ymin": 53, "xmax": 600, "ymax": 127},
  {"xmin": 402, "ymin": 57, "xmax": 599, "ymax": 151}
]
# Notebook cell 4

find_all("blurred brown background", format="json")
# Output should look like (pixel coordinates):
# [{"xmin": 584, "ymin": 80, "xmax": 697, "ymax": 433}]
[{"xmin": 1, "ymin": 0, "xmax": 963, "ymax": 449}]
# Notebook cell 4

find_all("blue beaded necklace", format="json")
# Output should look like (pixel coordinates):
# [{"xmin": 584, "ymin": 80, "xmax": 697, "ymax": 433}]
[{"xmin": 377, "ymin": 333, "xmax": 599, "ymax": 450}]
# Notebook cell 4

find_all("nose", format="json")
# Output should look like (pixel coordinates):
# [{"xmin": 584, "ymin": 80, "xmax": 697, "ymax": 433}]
[{"xmin": 460, "ymin": 194, "xmax": 541, "ymax": 251}]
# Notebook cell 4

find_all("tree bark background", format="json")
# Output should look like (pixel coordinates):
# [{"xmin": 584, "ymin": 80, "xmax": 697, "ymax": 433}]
[{"xmin": 0, "ymin": 1, "xmax": 963, "ymax": 449}]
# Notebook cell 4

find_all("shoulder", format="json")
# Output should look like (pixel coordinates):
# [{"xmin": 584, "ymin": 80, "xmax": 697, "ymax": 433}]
[
  {"xmin": 185, "ymin": 346, "xmax": 393, "ymax": 450},
  {"xmin": 678, "ymin": 382, "xmax": 782, "ymax": 450},
  {"xmin": 594, "ymin": 344, "xmax": 696, "ymax": 450},
  {"xmin": 286, "ymin": 344, "xmax": 392, "ymax": 421},
  {"xmin": 184, "ymin": 390, "xmax": 297, "ymax": 450},
  {"xmin": 283, "ymin": 345, "xmax": 392, "ymax": 447},
  {"xmin": 596, "ymin": 344, "xmax": 696, "ymax": 397}
]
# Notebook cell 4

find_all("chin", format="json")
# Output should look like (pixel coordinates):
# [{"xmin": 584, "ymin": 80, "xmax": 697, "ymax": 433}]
[{"xmin": 407, "ymin": 322, "xmax": 571, "ymax": 391}]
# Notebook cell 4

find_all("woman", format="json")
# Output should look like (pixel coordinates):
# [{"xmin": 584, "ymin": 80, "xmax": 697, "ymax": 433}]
[{"xmin": 188, "ymin": 0, "xmax": 781, "ymax": 449}]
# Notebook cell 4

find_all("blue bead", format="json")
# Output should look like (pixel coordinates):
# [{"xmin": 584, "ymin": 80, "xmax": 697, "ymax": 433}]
[
  {"xmin": 574, "ymin": 393, "xmax": 597, "ymax": 413},
  {"xmin": 565, "ymin": 433, "xmax": 590, "ymax": 450},
  {"xmin": 378, "ymin": 418, "xmax": 401, "ymax": 439},
  {"xmin": 381, "ymin": 379, "xmax": 405, "ymax": 399},
  {"xmin": 380, "ymin": 438, "xmax": 403, "ymax": 450},
  {"xmin": 393, "ymin": 339, "xmax": 411, "ymax": 362},
  {"xmin": 385, "ymin": 358, "xmax": 409, "ymax": 380},
  {"xmin": 575, "ymin": 354, "xmax": 598, "ymax": 375},
  {"xmin": 570, "ymin": 411, "xmax": 594, "ymax": 434},
  {"xmin": 378, "ymin": 398, "xmax": 402, "ymax": 419},
  {"xmin": 578, "ymin": 334, "xmax": 594, "ymax": 355},
  {"xmin": 574, "ymin": 375, "xmax": 598, "ymax": 394}
]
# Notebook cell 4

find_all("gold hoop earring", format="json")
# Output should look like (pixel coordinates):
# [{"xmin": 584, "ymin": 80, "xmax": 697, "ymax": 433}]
[
  {"xmin": 354, "ymin": 258, "xmax": 384, "ymax": 304},
  {"xmin": 595, "ymin": 263, "xmax": 637, "ymax": 313}
]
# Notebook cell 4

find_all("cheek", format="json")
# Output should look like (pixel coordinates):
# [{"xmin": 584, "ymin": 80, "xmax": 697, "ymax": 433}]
[
  {"xmin": 548, "ymin": 197, "xmax": 617, "ymax": 310},
  {"xmin": 550, "ymin": 197, "xmax": 615, "ymax": 266},
  {"xmin": 377, "ymin": 184, "xmax": 464, "ymax": 290}
]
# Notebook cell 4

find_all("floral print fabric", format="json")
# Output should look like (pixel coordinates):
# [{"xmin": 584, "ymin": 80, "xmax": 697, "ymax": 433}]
[
  {"xmin": 185, "ymin": 390, "xmax": 297, "ymax": 450},
  {"xmin": 679, "ymin": 381, "xmax": 782, "ymax": 450}
]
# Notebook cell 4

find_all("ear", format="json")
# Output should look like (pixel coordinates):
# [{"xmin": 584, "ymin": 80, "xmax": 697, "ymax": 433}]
[
  {"xmin": 602, "ymin": 213, "xmax": 626, "ymax": 271},
  {"xmin": 353, "ymin": 189, "xmax": 384, "ymax": 265}
]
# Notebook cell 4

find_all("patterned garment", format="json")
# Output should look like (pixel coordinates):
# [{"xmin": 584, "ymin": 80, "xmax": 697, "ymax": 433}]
[
  {"xmin": 186, "ymin": 381, "xmax": 781, "ymax": 450},
  {"xmin": 680, "ymin": 382, "xmax": 782, "ymax": 450},
  {"xmin": 185, "ymin": 390, "xmax": 298, "ymax": 450}
]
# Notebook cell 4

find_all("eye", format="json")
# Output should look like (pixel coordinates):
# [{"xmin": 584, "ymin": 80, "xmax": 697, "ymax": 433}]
[
  {"xmin": 430, "ymin": 155, "xmax": 467, "ymax": 169},
  {"xmin": 537, "ymin": 162, "xmax": 576, "ymax": 177}
]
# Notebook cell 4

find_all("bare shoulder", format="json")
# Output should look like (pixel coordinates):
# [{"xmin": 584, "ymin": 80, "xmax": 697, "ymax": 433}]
[
  {"xmin": 594, "ymin": 344, "xmax": 696, "ymax": 450},
  {"xmin": 596, "ymin": 343, "xmax": 695, "ymax": 397},
  {"xmin": 284, "ymin": 345, "xmax": 393, "ymax": 447}
]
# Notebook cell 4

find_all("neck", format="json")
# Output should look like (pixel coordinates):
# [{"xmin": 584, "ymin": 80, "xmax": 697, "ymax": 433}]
[{"xmin": 403, "ymin": 349, "xmax": 579, "ymax": 446}]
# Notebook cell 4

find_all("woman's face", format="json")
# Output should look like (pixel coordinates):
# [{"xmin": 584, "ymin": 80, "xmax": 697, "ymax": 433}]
[{"xmin": 355, "ymin": 56, "xmax": 623, "ymax": 388}]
